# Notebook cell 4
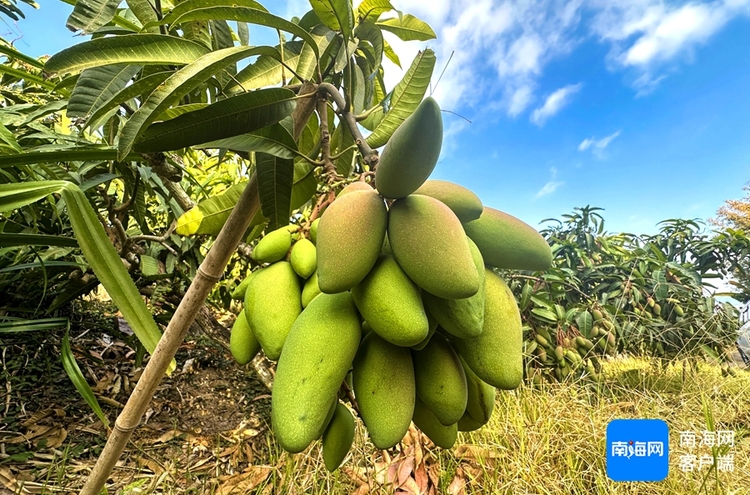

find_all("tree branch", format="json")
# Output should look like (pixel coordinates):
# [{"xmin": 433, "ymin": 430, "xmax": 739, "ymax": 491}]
[
  {"xmin": 316, "ymin": 94, "xmax": 340, "ymax": 184},
  {"xmin": 317, "ymin": 82, "xmax": 379, "ymax": 171}
]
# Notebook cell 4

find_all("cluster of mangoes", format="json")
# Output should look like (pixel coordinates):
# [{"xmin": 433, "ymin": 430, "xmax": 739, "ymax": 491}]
[
  {"xmin": 525, "ymin": 309, "xmax": 616, "ymax": 384},
  {"xmin": 228, "ymin": 97, "xmax": 553, "ymax": 471}
]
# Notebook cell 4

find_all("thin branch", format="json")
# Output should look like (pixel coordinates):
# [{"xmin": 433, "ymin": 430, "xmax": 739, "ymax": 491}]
[
  {"xmin": 113, "ymin": 176, "xmax": 139, "ymax": 214},
  {"xmin": 316, "ymin": 94, "xmax": 340, "ymax": 184},
  {"xmin": 317, "ymin": 82, "xmax": 379, "ymax": 171},
  {"xmin": 153, "ymin": 0, "xmax": 167, "ymax": 36}
]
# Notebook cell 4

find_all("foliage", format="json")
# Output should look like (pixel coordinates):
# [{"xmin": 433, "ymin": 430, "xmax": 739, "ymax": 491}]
[
  {"xmin": 512, "ymin": 206, "xmax": 744, "ymax": 384},
  {"xmin": 712, "ymin": 182, "xmax": 750, "ymax": 302}
]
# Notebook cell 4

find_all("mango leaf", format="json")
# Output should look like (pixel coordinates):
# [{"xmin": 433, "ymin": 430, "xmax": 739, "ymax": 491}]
[
  {"xmin": 23, "ymin": 100, "xmax": 69, "ymax": 125},
  {"xmin": 67, "ymin": 64, "xmax": 142, "ymax": 119},
  {"xmin": 118, "ymin": 45, "xmax": 282, "ymax": 159},
  {"xmin": 62, "ymin": 327, "xmax": 110, "ymax": 427},
  {"xmin": 0, "ymin": 64, "xmax": 59, "ymax": 91},
  {"xmin": 531, "ymin": 307, "xmax": 559, "ymax": 323},
  {"xmin": 331, "ymin": 122, "xmax": 355, "ymax": 176},
  {"xmin": 365, "ymin": 49, "xmax": 436, "ymax": 148},
  {"xmin": 157, "ymin": 103, "xmax": 209, "ymax": 121},
  {"xmin": 132, "ymin": 87, "xmax": 296, "ymax": 153},
  {"xmin": 0, "ymin": 43, "xmax": 44, "ymax": 69},
  {"xmin": 256, "ymin": 152, "xmax": 293, "ymax": 231},
  {"xmin": 85, "ymin": 71, "xmax": 171, "ymax": 130},
  {"xmin": 238, "ymin": 21, "xmax": 250, "ymax": 45},
  {"xmin": 66, "ymin": 0, "xmax": 119, "ymax": 34},
  {"xmin": 376, "ymin": 14, "xmax": 436, "ymax": 41},
  {"xmin": 356, "ymin": 0, "xmax": 394, "ymax": 21},
  {"xmin": 175, "ymin": 182, "xmax": 266, "ymax": 236},
  {"xmin": 0, "ymin": 233, "xmax": 78, "ymax": 248},
  {"xmin": 0, "ymin": 148, "xmax": 142, "ymax": 169},
  {"xmin": 0, "ymin": 122, "xmax": 22, "ymax": 153},
  {"xmin": 653, "ymin": 269, "xmax": 668, "ymax": 300},
  {"xmin": 290, "ymin": 170, "xmax": 317, "ymax": 210},
  {"xmin": 44, "ymin": 35, "xmax": 210, "ymax": 75},
  {"xmin": 354, "ymin": 21, "xmax": 383, "ymax": 76},
  {"xmin": 383, "ymin": 39, "xmax": 401, "ymax": 67},
  {"xmin": 576, "ymin": 310, "xmax": 593, "ymax": 337},
  {"xmin": 200, "ymin": 122, "xmax": 298, "ymax": 159},
  {"xmin": 309, "ymin": 0, "xmax": 353, "ymax": 39},
  {"xmin": 126, "ymin": 0, "xmax": 159, "ymax": 32},
  {"xmin": 151, "ymin": 7, "xmax": 320, "ymax": 59},
  {"xmin": 0, "ymin": 181, "xmax": 172, "ymax": 373},
  {"xmin": 58, "ymin": 0, "xmax": 140, "ymax": 31},
  {"xmin": 153, "ymin": 0, "xmax": 268, "ymax": 26},
  {"xmin": 225, "ymin": 41, "xmax": 304, "ymax": 93}
]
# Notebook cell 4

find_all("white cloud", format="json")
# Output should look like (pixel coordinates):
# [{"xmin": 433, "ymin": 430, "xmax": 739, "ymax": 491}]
[
  {"xmin": 579, "ymin": 130, "xmax": 622, "ymax": 157},
  {"xmin": 531, "ymin": 84, "xmax": 582, "ymax": 125},
  {"xmin": 535, "ymin": 181, "xmax": 564, "ymax": 198}
]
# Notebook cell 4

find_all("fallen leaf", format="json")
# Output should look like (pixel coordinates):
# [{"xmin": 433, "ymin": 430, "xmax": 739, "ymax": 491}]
[{"xmin": 216, "ymin": 466, "xmax": 272, "ymax": 495}]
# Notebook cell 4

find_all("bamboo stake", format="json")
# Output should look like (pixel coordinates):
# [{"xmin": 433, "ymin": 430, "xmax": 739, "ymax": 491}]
[{"xmin": 80, "ymin": 174, "xmax": 261, "ymax": 495}]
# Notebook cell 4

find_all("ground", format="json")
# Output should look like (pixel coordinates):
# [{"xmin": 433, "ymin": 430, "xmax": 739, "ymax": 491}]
[{"xmin": 1, "ymin": 304, "xmax": 749, "ymax": 495}]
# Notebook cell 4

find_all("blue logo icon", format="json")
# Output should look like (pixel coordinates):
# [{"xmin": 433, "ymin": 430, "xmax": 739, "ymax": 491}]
[{"xmin": 607, "ymin": 419, "xmax": 669, "ymax": 481}]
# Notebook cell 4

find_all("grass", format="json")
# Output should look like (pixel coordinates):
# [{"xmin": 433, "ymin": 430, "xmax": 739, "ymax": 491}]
[{"xmin": 4, "ymin": 352, "xmax": 748, "ymax": 494}]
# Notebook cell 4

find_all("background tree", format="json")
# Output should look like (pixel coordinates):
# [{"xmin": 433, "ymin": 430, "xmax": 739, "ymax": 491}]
[{"xmin": 712, "ymin": 182, "xmax": 750, "ymax": 301}]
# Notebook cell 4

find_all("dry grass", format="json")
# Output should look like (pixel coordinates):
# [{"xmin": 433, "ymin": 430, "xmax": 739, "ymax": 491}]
[{"xmin": 6, "ymin": 357, "xmax": 749, "ymax": 495}]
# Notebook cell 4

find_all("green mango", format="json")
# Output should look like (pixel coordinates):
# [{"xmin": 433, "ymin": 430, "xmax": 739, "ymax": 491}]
[
  {"xmin": 229, "ymin": 311, "xmax": 261, "ymax": 365},
  {"xmin": 413, "ymin": 334, "xmax": 467, "ymax": 425},
  {"xmin": 353, "ymin": 332, "xmax": 415, "ymax": 449},
  {"xmin": 290, "ymin": 238, "xmax": 317, "ymax": 279},
  {"xmin": 322, "ymin": 402, "xmax": 356, "ymax": 472},
  {"xmin": 422, "ymin": 238, "xmax": 486, "ymax": 339},
  {"xmin": 272, "ymin": 293, "xmax": 361, "ymax": 453},
  {"xmin": 463, "ymin": 207, "xmax": 552, "ymax": 271},
  {"xmin": 413, "ymin": 180, "xmax": 483, "ymax": 223},
  {"xmin": 413, "ymin": 397, "xmax": 457, "ymax": 449},
  {"xmin": 230, "ymin": 270, "xmax": 256, "ymax": 300},
  {"xmin": 459, "ymin": 356, "xmax": 495, "ymax": 431},
  {"xmin": 317, "ymin": 190, "xmax": 387, "ymax": 293},
  {"xmin": 310, "ymin": 218, "xmax": 319, "ymax": 244},
  {"xmin": 454, "ymin": 270, "xmax": 523, "ymax": 389},
  {"xmin": 252, "ymin": 226, "xmax": 292, "ymax": 263},
  {"xmin": 388, "ymin": 195, "xmax": 478, "ymax": 299},
  {"xmin": 352, "ymin": 254, "xmax": 429, "ymax": 347},
  {"xmin": 375, "ymin": 97, "xmax": 442, "ymax": 199},
  {"xmin": 317, "ymin": 397, "xmax": 338, "ymax": 439},
  {"xmin": 338, "ymin": 181, "xmax": 373, "ymax": 196},
  {"xmin": 244, "ymin": 262, "xmax": 301, "ymax": 361},
  {"xmin": 411, "ymin": 313, "xmax": 438, "ymax": 351},
  {"xmin": 301, "ymin": 270, "xmax": 322, "ymax": 308}
]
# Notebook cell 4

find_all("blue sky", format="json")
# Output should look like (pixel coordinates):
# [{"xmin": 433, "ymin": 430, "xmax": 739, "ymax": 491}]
[{"xmin": 7, "ymin": 0, "xmax": 750, "ymax": 236}]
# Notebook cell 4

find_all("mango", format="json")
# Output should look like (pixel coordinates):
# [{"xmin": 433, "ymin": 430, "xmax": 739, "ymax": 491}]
[
  {"xmin": 317, "ymin": 398, "xmax": 338, "ymax": 439},
  {"xmin": 229, "ymin": 311, "xmax": 261, "ymax": 365},
  {"xmin": 413, "ymin": 398, "xmax": 457, "ymax": 449},
  {"xmin": 463, "ymin": 207, "xmax": 552, "ymax": 271},
  {"xmin": 252, "ymin": 226, "xmax": 292, "ymax": 263},
  {"xmin": 317, "ymin": 190, "xmax": 387, "ymax": 293},
  {"xmin": 454, "ymin": 270, "xmax": 523, "ymax": 389},
  {"xmin": 375, "ymin": 97, "xmax": 442, "ymax": 199},
  {"xmin": 353, "ymin": 332, "xmax": 415, "ymax": 449},
  {"xmin": 272, "ymin": 293, "xmax": 361, "ymax": 453},
  {"xmin": 244, "ymin": 261, "xmax": 301, "ymax": 361},
  {"xmin": 388, "ymin": 195, "xmax": 478, "ymax": 299},
  {"xmin": 422, "ymin": 238, "xmax": 486, "ymax": 339},
  {"xmin": 351, "ymin": 254, "xmax": 429, "ymax": 347},
  {"xmin": 230, "ymin": 270, "xmax": 256, "ymax": 300},
  {"xmin": 413, "ymin": 180, "xmax": 483, "ymax": 223},
  {"xmin": 310, "ymin": 218, "xmax": 319, "ymax": 244},
  {"xmin": 322, "ymin": 402, "xmax": 355, "ymax": 472},
  {"xmin": 290, "ymin": 238, "xmax": 317, "ymax": 279},
  {"xmin": 338, "ymin": 181, "xmax": 373, "ymax": 196},
  {"xmin": 413, "ymin": 334, "xmax": 467, "ymax": 425},
  {"xmin": 458, "ymin": 356, "xmax": 495, "ymax": 431},
  {"xmin": 301, "ymin": 270, "xmax": 322, "ymax": 308}
]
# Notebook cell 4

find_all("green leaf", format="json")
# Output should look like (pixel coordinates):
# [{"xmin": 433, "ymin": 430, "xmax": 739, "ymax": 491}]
[
  {"xmin": 356, "ymin": 0, "xmax": 394, "ymax": 21},
  {"xmin": 0, "ymin": 43, "xmax": 44, "ymax": 69},
  {"xmin": 376, "ymin": 14, "xmax": 436, "ymax": 41},
  {"xmin": 0, "ymin": 64, "xmax": 59, "ymax": 91},
  {"xmin": 44, "ymin": 34, "xmax": 211, "ymax": 75},
  {"xmin": 256, "ymin": 152, "xmax": 293, "ymax": 231},
  {"xmin": 126, "ymin": 0, "xmax": 159, "ymax": 32},
  {"xmin": 23, "ymin": 100, "xmax": 69, "ymax": 124},
  {"xmin": 119, "ymin": 45, "xmax": 282, "ymax": 159},
  {"xmin": 290, "ymin": 170, "xmax": 317, "ymax": 210},
  {"xmin": 0, "ymin": 317, "xmax": 69, "ymax": 334},
  {"xmin": 225, "ymin": 41, "xmax": 304, "ymax": 93},
  {"xmin": 85, "ymin": 71, "xmax": 171, "ymax": 130},
  {"xmin": 309, "ymin": 0, "xmax": 353, "ymax": 39},
  {"xmin": 331, "ymin": 122, "xmax": 356, "ymax": 176},
  {"xmin": 67, "ymin": 64, "xmax": 142, "ymax": 119},
  {"xmin": 200, "ymin": 122, "xmax": 298, "ymax": 159},
  {"xmin": 66, "ymin": 0, "xmax": 119, "ymax": 34},
  {"xmin": 175, "ymin": 182, "xmax": 266, "ymax": 236},
  {"xmin": 0, "ymin": 233, "xmax": 78, "ymax": 248},
  {"xmin": 0, "ymin": 122, "xmax": 22, "ymax": 153},
  {"xmin": 365, "ymin": 48, "xmax": 435, "ymax": 148},
  {"xmin": 133, "ymin": 87, "xmax": 296, "ymax": 154},
  {"xmin": 382, "ymin": 39, "xmax": 401, "ymax": 67},
  {"xmin": 155, "ymin": 0, "xmax": 268, "ymax": 26},
  {"xmin": 0, "ymin": 148, "xmax": 142, "ymax": 169},
  {"xmin": 152, "ymin": 7, "xmax": 320, "ymax": 59},
  {"xmin": 0, "ymin": 181, "xmax": 172, "ymax": 372},
  {"xmin": 157, "ymin": 103, "xmax": 209, "ymax": 121},
  {"xmin": 531, "ymin": 307, "xmax": 559, "ymax": 323},
  {"xmin": 653, "ymin": 269, "xmax": 668, "ymax": 300},
  {"xmin": 576, "ymin": 310, "xmax": 593, "ymax": 337},
  {"xmin": 354, "ymin": 21, "xmax": 383, "ymax": 76},
  {"xmin": 62, "ymin": 327, "xmax": 110, "ymax": 427}
]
